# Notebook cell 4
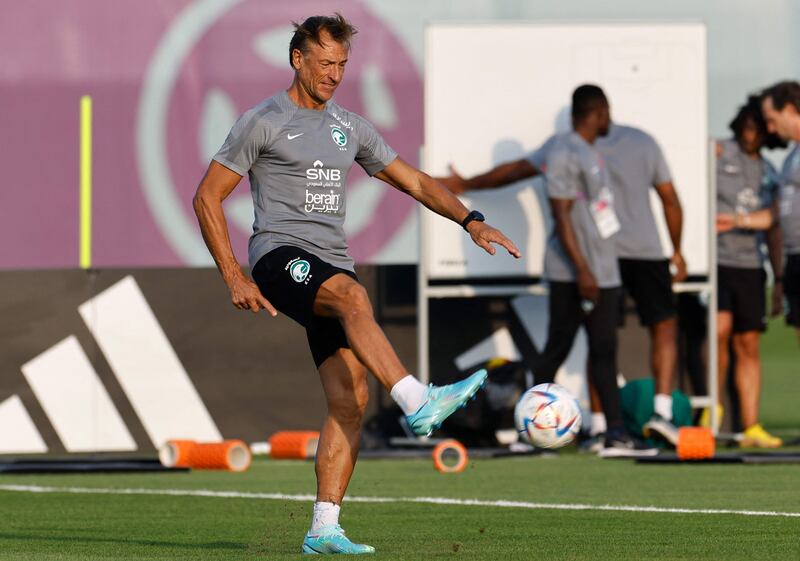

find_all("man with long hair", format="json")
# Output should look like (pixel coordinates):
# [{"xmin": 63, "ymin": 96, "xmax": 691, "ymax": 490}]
[{"xmin": 714, "ymin": 95, "xmax": 785, "ymax": 447}]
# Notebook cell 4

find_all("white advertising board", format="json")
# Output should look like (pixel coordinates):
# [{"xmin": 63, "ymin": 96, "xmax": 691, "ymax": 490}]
[{"xmin": 423, "ymin": 23, "xmax": 708, "ymax": 279}]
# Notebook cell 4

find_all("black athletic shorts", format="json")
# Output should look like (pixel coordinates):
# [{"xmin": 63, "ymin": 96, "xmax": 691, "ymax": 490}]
[
  {"xmin": 251, "ymin": 246, "xmax": 356, "ymax": 368},
  {"xmin": 785, "ymin": 254, "xmax": 800, "ymax": 327},
  {"xmin": 618, "ymin": 258, "xmax": 677, "ymax": 326},
  {"xmin": 717, "ymin": 265, "xmax": 767, "ymax": 333}
]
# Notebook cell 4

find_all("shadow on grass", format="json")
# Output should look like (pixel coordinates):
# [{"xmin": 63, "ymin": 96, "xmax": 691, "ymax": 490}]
[{"xmin": 0, "ymin": 532, "xmax": 246, "ymax": 550}]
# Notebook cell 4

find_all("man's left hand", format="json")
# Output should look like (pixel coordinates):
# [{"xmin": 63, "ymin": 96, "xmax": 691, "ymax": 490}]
[{"xmin": 467, "ymin": 221, "xmax": 521, "ymax": 258}]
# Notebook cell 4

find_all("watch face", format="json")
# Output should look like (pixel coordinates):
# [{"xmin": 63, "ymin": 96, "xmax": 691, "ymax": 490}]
[{"xmin": 462, "ymin": 210, "xmax": 485, "ymax": 229}]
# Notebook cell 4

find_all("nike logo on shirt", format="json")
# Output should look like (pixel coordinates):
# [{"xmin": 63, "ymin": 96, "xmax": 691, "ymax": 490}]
[{"xmin": 287, "ymin": 133, "xmax": 304, "ymax": 140}]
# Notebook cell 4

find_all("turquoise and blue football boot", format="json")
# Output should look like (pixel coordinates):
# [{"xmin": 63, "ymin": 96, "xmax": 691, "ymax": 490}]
[
  {"xmin": 302, "ymin": 525, "xmax": 375, "ymax": 555},
  {"xmin": 406, "ymin": 369, "xmax": 488, "ymax": 437}
]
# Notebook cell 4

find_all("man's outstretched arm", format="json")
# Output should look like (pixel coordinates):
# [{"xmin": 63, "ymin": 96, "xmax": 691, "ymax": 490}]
[
  {"xmin": 374, "ymin": 157, "xmax": 521, "ymax": 258},
  {"xmin": 193, "ymin": 160, "xmax": 277, "ymax": 315},
  {"xmin": 437, "ymin": 159, "xmax": 539, "ymax": 194}
]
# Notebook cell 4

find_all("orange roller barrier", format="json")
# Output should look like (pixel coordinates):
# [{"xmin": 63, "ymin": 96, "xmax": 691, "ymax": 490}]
[
  {"xmin": 432, "ymin": 440, "xmax": 468, "ymax": 473},
  {"xmin": 269, "ymin": 431, "xmax": 320, "ymax": 459},
  {"xmin": 159, "ymin": 439, "xmax": 251, "ymax": 472},
  {"xmin": 676, "ymin": 427, "xmax": 715, "ymax": 460},
  {"xmin": 159, "ymin": 440, "xmax": 197, "ymax": 468}
]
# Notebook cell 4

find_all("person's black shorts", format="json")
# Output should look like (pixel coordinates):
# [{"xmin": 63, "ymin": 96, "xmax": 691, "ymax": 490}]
[
  {"xmin": 618, "ymin": 258, "xmax": 677, "ymax": 326},
  {"xmin": 251, "ymin": 246, "xmax": 357, "ymax": 368},
  {"xmin": 785, "ymin": 254, "xmax": 800, "ymax": 327},
  {"xmin": 717, "ymin": 265, "xmax": 766, "ymax": 333}
]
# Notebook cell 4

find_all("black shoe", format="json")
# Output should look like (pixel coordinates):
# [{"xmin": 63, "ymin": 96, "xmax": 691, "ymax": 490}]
[
  {"xmin": 642, "ymin": 413, "xmax": 679, "ymax": 446},
  {"xmin": 599, "ymin": 431, "xmax": 659, "ymax": 458},
  {"xmin": 577, "ymin": 433, "xmax": 605, "ymax": 454}
]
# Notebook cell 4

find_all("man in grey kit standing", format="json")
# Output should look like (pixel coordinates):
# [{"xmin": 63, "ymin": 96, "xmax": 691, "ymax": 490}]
[
  {"xmin": 714, "ymin": 96, "xmax": 783, "ymax": 448},
  {"xmin": 534, "ymin": 85, "xmax": 656, "ymax": 457},
  {"xmin": 762, "ymin": 81, "xmax": 800, "ymax": 345},
  {"xmin": 438, "ymin": 87, "xmax": 686, "ymax": 447},
  {"xmin": 193, "ymin": 14, "xmax": 520, "ymax": 555}
]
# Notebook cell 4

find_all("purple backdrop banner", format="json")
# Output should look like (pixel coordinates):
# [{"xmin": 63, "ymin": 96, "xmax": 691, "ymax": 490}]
[{"xmin": 0, "ymin": 0, "xmax": 422, "ymax": 269}]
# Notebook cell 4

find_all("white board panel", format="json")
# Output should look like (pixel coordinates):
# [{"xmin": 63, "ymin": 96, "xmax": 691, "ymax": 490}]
[
  {"xmin": 79, "ymin": 276, "xmax": 222, "ymax": 448},
  {"xmin": 424, "ymin": 23, "xmax": 708, "ymax": 279},
  {"xmin": 21, "ymin": 336, "xmax": 136, "ymax": 452},
  {"xmin": 0, "ymin": 395, "xmax": 48, "ymax": 454}
]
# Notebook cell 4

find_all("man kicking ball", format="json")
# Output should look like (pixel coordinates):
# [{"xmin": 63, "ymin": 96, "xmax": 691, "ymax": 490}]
[{"xmin": 193, "ymin": 13, "xmax": 520, "ymax": 555}]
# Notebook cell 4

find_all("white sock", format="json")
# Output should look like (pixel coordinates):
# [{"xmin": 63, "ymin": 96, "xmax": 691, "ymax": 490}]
[
  {"xmin": 654, "ymin": 393, "xmax": 673, "ymax": 421},
  {"xmin": 590, "ymin": 412, "xmax": 607, "ymax": 436},
  {"xmin": 390, "ymin": 375, "xmax": 428, "ymax": 415},
  {"xmin": 311, "ymin": 501, "xmax": 340, "ymax": 532}
]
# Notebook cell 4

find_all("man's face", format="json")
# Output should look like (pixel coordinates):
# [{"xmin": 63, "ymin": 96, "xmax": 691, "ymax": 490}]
[
  {"xmin": 292, "ymin": 30, "xmax": 349, "ymax": 105},
  {"xmin": 761, "ymin": 96, "xmax": 797, "ymax": 140},
  {"xmin": 738, "ymin": 118, "xmax": 764, "ymax": 155},
  {"xmin": 594, "ymin": 103, "xmax": 611, "ymax": 137}
]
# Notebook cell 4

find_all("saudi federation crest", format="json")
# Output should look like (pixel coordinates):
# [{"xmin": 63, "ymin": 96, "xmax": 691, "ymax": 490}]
[
  {"xmin": 331, "ymin": 127, "xmax": 347, "ymax": 147},
  {"xmin": 289, "ymin": 260, "xmax": 310, "ymax": 283}
]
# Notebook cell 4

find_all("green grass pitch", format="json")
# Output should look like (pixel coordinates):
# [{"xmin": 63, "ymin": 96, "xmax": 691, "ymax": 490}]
[{"xmin": 0, "ymin": 318, "xmax": 798, "ymax": 560}]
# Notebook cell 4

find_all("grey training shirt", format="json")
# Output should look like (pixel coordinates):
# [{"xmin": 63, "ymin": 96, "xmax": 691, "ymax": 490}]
[
  {"xmin": 213, "ymin": 90, "xmax": 397, "ymax": 272},
  {"xmin": 528, "ymin": 124, "xmax": 673, "ymax": 260},
  {"xmin": 543, "ymin": 132, "xmax": 621, "ymax": 288},
  {"xmin": 779, "ymin": 144, "xmax": 800, "ymax": 256},
  {"xmin": 596, "ymin": 124, "xmax": 672, "ymax": 260},
  {"xmin": 715, "ymin": 139, "xmax": 779, "ymax": 269}
]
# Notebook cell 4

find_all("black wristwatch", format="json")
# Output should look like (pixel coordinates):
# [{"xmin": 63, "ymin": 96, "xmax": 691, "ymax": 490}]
[{"xmin": 461, "ymin": 210, "xmax": 485, "ymax": 231}]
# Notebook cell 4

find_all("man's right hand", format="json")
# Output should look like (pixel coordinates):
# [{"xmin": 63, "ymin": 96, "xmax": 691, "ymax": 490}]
[
  {"xmin": 670, "ymin": 251, "xmax": 688, "ymax": 283},
  {"xmin": 227, "ymin": 275, "xmax": 277, "ymax": 316},
  {"xmin": 576, "ymin": 267, "xmax": 599, "ymax": 303}
]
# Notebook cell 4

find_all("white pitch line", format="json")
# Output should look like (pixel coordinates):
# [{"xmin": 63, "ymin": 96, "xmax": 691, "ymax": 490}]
[{"xmin": 1, "ymin": 484, "xmax": 799, "ymax": 519}]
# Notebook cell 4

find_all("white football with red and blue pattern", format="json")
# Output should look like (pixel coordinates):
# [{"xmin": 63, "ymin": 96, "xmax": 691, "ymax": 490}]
[{"xmin": 514, "ymin": 383, "xmax": 582, "ymax": 449}]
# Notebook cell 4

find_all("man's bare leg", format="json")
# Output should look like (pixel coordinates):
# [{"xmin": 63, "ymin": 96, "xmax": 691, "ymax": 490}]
[
  {"xmin": 313, "ymin": 273, "xmax": 487, "ymax": 436},
  {"xmin": 314, "ymin": 274, "xmax": 407, "ymax": 391},
  {"xmin": 315, "ymin": 348, "xmax": 368, "ymax": 505},
  {"xmin": 731, "ymin": 331, "xmax": 761, "ymax": 430},
  {"xmin": 716, "ymin": 312, "xmax": 733, "ymax": 400},
  {"xmin": 303, "ymin": 347, "xmax": 375, "ymax": 554},
  {"xmin": 731, "ymin": 330, "xmax": 782, "ymax": 447},
  {"xmin": 650, "ymin": 317, "xmax": 678, "ymax": 397},
  {"xmin": 693, "ymin": 311, "xmax": 732, "ymax": 430}
]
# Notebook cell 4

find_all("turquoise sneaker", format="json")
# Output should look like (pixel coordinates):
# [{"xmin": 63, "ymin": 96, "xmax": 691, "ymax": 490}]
[
  {"xmin": 302, "ymin": 525, "xmax": 375, "ymax": 555},
  {"xmin": 406, "ymin": 369, "xmax": 488, "ymax": 437}
]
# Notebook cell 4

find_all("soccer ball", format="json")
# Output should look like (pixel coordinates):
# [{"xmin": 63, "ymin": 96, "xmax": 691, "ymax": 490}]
[{"xmin": 514, "ymin": 383, "xmax": 582, "ymax": 449}]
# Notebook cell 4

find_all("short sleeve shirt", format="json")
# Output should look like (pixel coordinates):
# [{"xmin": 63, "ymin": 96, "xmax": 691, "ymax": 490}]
[
  {"xmin": 543, "ymin": 132, "xmax": 621, "ymax": 287},
  {"xmin": 716, "ymin": 139, "xmax": 780, "ymax": 269},
  {"xmin": 213, "ymin": 90, "xmax": 397, "ymax": 272},
  {"xmin": 525, "ymin": 134, "xmax": 558, "ymax": 171},
  {"xmin": 779, "ymin": 144, "xmax": 800, "ymax": 256},
  {"xmin": 595, "ymin": 124, "xmax": 672, "ymax": 260}
]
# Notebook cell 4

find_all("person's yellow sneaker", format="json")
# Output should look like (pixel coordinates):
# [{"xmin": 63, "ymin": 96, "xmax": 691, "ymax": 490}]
[
  {"xmin": 740, "ymin": 424, "xmax": 783, "ymax": 448},
  {"xmin": 698, "ymin": 404, "xmax": 723, "ymax": 429}
]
